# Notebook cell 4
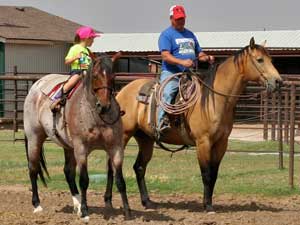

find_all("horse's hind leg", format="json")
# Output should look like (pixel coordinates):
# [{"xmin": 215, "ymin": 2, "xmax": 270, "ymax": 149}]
[
  {"xmin": 133, "ymin": 131, "xmax": 155, "ymax": 209},
  {"xmin": 26, "ymin": 132, "xmax": 47, "ymax": 213},
  {"xmin": 108, "ymin": 146, "xmax": 131, "ymax": 219},
  {"xmin": 63, "ymin": 148, "xmax": 81, "ymax": 216}
]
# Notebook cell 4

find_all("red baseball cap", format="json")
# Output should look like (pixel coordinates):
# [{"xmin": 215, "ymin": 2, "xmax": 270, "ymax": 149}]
[
  {"xmin": 76, "ymin": 26, "xmax": 101, "ymax": 39},
  {"xmin": 169, "ymin": 5, "xmax": 186, "ymax": 19}
]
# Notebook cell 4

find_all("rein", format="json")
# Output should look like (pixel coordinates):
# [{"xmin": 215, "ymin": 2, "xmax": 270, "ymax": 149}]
[
  {"xmin": 190, "ymin": 53, "xmax": 270, "ymax": 99},
  {"xmin": 193, "ymin": 70, "xmax": 261, "ymax": 99},
  {"xmin": 91, "ymin": 75, "xmax": 122, "ymax": 125},
  {"xmin": 98, "ymin": 102, "xmax": 124, "ymax": 125},
  {"xmin": 158, "ymin": 52, "xmax": 269, "ymax": 115}
]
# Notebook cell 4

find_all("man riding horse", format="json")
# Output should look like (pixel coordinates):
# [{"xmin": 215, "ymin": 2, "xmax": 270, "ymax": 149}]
[{"xmin": 157, "ymin": 5, "xmax": 215, "ymax": 134}]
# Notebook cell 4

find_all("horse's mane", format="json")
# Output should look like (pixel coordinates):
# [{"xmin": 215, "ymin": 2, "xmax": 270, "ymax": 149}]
[
  {"xmin": 200, "ymin": 44, "xmax": 269, "ymax": 108},
  {"xmin": 233, "ymin": 44, "xmax": 270, "ymax": 68},
  {"xmin": 94, "ymin": 52, "xmax": 113, "ymax": 75},
  {"xmin": 200, "ymin": 64, "xmax": 218, "ymax": 108}
]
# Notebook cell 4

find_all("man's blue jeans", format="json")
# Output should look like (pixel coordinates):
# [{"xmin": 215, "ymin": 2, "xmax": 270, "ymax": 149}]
[{"xmin": 157, "ymin": 70, "xmax": 179, "ymax": 127}]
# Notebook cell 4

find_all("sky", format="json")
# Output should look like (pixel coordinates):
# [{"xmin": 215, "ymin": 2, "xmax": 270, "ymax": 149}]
[{"xmin": 0, "ymin": 0, "xmax": 300, "ymax": 33}]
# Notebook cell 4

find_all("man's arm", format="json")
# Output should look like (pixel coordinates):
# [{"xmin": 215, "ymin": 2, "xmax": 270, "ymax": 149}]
[
  {"xmin": 161, "ymin": 51, "xmax": 194, "ymax": 68},
  {"xmin": 198, "ymin": 51, "xmax": 215, "ymax": 64}
]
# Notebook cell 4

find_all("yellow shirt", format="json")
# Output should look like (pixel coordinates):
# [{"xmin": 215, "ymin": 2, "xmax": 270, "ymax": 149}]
[{"xmin": 65, "ymin": 44, "xmax": 92, "ymax": 70}]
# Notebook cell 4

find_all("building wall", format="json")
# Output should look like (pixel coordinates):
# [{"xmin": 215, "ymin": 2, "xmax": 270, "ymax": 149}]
[
  {"xmin": 0, "ymin": 42, "xmax": 4, "ymax": 116},
  {"xmin": 3, "ymin": 42, "xmax": 71, "ymax": 120},
  {"xmin": 5, "ymin": 42, "xmax": 70, "ymax": 73}
]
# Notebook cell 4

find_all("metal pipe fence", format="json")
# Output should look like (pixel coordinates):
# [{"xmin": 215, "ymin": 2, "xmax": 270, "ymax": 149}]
[{"xmin": 0, "ymin": 68, "xmax": 299, "ymax": 187}]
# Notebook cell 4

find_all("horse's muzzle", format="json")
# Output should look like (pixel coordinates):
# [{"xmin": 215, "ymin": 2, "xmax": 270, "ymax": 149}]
[
  {"xmin": 96, "ymin": 102, "xmax": 111, "ymax": 114},
  {"xmin": 265, "ymin": 77, "xmax": 282, "ymax": 93}
]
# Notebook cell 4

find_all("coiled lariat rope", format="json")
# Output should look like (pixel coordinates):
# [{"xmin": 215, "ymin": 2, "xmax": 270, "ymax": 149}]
[{"xmin": 156, "ymin": 72, "xmax": 202, "ymax": 115}]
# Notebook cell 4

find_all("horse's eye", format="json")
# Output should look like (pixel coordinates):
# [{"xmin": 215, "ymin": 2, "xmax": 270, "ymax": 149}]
[{"xmin": 257, "ymin": 58, "xmax": 264, "ymax": 63}]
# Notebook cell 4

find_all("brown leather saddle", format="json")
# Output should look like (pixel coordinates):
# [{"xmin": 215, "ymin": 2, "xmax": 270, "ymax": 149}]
[{"xmin": 136, "ymin": 73, "xmax": 196, "ymax": 146}]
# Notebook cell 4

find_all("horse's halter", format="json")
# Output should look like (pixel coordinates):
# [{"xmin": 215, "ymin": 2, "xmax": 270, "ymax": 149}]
[{"xmin": 249, "ymin": 52, "xmax": 269, "ymax": 83}]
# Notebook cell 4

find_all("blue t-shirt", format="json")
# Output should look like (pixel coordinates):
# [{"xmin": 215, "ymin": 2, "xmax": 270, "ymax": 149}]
[{"xmin": 159, "ymin": 26, "xmax": 202, "ymax": 73}]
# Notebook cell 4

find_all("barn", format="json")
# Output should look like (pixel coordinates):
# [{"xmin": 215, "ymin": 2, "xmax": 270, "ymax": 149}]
[
  {"xmin": 91, "ymin": 30, "xmax": 300, "ymax": 75},
  {"xmin": 0, "ymin": 6, "xmax": 83, "ymax": 119}
]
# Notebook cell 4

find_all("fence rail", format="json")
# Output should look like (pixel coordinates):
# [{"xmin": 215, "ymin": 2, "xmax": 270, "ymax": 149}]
[{"xmin": 0, "ymin": 70, "xmax": 299, "ymax": 187}]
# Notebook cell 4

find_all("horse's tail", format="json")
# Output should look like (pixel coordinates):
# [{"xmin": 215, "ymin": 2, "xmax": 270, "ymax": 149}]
[{"xmin": 25, "ymin": 135, "xmax": 50, "ymax": 187}]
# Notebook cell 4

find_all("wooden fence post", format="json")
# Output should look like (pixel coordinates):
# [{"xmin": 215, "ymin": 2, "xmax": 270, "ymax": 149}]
[
  {"xmin": 284, "ymin": 92, "xmax": 289, "ymax": 144},
  {"xmin": 13, "ymin": 66, "xmax": 18, "ymax": 135},
  {"xmin": 289, "ymin": 84, "xmax": 295, "ymax": 188},
  {"xmin": 263, "ymin": 92, "xmax": 268, "ymax": 140},
  {"xmin": 271, "ymin": 93, "xmax": 276, "ymax": 140},
  {"xmin": 277, "ymin": 87, "xmax": 283, "ymax": 169}
]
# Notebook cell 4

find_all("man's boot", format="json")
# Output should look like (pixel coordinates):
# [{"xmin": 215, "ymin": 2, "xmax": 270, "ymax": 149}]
[{"xmin": 158, "ymin": 116, "xmax": 171, "ymax": 134}]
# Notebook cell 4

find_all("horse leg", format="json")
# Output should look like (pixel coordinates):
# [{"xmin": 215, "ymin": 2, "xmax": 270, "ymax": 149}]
[
  {"xmin": 104, "ymin": 157, "xmax": 114, "ymax": 208},
  {"xmin": 108, "ymin": 146, "xmax": 131, "ymax": 219},
  {"xmin": 133, "ymin": 131, "xmax": 155, "ymax": 209},
  {"xmin": 26, "ymin": 133, "xmax": 47, "ymax": 213},
  {"xmin": 74, "ymin": 144, "xmax": 90, "ymax": 222},
  {"xmin": 63, "ymin": 148, "xmax": 81, "ymax": 216},
  {"xmin": 196, "ymin": 137, "xmax": 227, "ymax": 213}
]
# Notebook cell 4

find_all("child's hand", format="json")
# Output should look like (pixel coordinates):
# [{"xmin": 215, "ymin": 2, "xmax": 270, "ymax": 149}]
[{"xmin": 76, "ymin": 52, "xmax": 82, "ymax": 60}]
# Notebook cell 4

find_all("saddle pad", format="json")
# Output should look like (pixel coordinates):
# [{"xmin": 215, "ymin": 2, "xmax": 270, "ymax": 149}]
[
  {"xmin": 37, "ymin": 74, "xmax": 70, "ymax": 96},
  {"xmin": 137, "ymin": 80, "xmax": 156, "ymax": 104}
]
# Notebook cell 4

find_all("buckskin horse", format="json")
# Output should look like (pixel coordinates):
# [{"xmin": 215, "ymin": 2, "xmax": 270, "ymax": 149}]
[
  {"xmin": 24, "ymin": 53, "xmax": 131, "ymax": 222},
  {"xmin": 105, "ymin": 38, "xmax": 282, "ymax": 212}
]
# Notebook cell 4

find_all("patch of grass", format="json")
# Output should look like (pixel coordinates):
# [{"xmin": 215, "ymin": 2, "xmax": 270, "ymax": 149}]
[
  {"xmin": 0, "ymin": 131, "xmax": 299, "ymax": 197},
  {"xmin": 228, "ymin": 139, "xmax": 298, "ymax": 152}
]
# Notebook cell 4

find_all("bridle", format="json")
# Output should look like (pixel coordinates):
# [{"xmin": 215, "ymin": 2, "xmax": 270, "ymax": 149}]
[
  {"xmin": 194, "ymin": 51, "xmax": 272, "ymax": 99},
  {"xmin": 89, "ymin": 59, "xmax": 122, "ymax": 125},
  {"xmin": 248, "ymin": 53, "xmax": 270, "ymax": 86}
]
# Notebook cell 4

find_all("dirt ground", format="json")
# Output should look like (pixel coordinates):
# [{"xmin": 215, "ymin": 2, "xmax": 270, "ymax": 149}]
[
  {"xmin": 0, "ymin": 185, "xmax": 300, "ymax": 225},
  {"xmin": 230, "ymin": 124, "xmax": 300, "ymax": 142}
]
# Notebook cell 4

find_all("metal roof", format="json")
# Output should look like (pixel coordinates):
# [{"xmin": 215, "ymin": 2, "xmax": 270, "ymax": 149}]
[{"xmin": 91, "ymin": 30, "xmax": 300, "ymax": 52}]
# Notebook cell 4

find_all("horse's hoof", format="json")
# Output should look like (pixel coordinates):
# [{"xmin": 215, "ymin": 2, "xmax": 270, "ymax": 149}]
[
  {"xmin": 72, "ymin": 195, "xmax": 81, "ymax": 216},
  {"xmin": 143, "ymin": 199, "xmax": 157, "ymax": 209},
  {"xmin": 33, "ymin": 205, "xmax": 43, "ymax": 213},
  {"xmin": 205, "ymin": 205, "xmax": 216, "ymax": 214},
  {"xmin": 81, "ymin": 216, "xmax": 90, "ymax": 223},
  {"xmin": 124, "ymin": 210, "xmax": 133, "ymax": 220},
  {"xmin": 74, "ymin": 207, "xmax": 82, "ymax": 217},
  {"xmin": 105, "ymin": 202, "xmax": 113, "ymax": 209}
]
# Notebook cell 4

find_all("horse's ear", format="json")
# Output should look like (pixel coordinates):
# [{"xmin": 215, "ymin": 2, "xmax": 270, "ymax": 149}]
[
  {"xmin": 261, "ymin": 39, "xmax": 267, "ymax": 47},
  {"xmin": 112, "ymin": 51, "xmax": 122, "ymax": 63},
  {"xmin": 249, "ymin": 37, "xmax": 255, "ymax": 49}
]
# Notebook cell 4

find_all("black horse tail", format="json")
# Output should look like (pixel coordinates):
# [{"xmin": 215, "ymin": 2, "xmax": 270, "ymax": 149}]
[{"xmin": 25, "ymin": 135, "xmax": 50, "ymax": 187}]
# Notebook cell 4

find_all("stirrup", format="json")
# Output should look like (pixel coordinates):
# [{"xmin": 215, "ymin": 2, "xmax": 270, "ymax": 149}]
[
  {"xmin": 50, "ymin": 99, "xmax": 62, "ymax": 113},
  {"xmin": 157, "ymin": 118, "xmax": 171, "ymax": 135}
]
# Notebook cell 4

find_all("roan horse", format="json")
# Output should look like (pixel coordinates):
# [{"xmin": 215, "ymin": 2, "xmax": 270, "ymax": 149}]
[
  {"xmin": 105, "ymin": 38, "xmax": 282, "ymax": 212},
  {"xmin": 24, "ymin": 53, "xmax": 131, "ymax": 222}
]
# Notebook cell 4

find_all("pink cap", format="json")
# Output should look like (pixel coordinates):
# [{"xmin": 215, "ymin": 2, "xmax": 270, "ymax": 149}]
[{"xmin": 76, "ymin": 26, "xmax": 101, "ymax": 39}]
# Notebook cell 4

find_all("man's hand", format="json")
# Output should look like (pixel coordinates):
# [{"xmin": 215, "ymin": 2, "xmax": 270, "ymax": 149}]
[
  {"xmin": 181, "ymin": 59, "xmax": 194, "ymax": 68},
  {"xmin": 198, "ymin": 52, "xmax": 215, "ymax": 64},
  {"xmin": 207, "ymin": 55, "xmax": 215, "ymax": 64}
]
